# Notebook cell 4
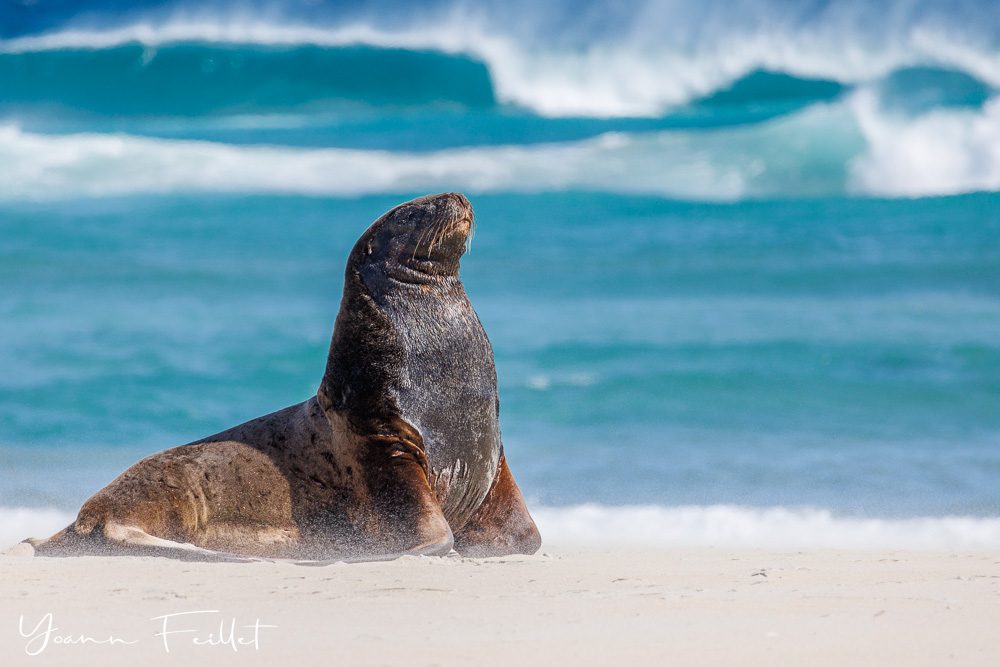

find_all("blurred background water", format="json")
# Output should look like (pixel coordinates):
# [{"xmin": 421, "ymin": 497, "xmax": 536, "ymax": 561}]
[{"xmin": 1, "ymin": 0, "xmax": 999, "ymax": 547}]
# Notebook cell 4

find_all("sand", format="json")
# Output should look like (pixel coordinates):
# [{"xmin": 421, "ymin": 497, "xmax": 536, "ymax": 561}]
[{"xmin": 1, "ymin": 547, "xmax": 998, "ymax": 666}]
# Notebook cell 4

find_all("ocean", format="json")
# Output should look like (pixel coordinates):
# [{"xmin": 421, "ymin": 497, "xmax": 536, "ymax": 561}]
[{"xmin": 1, "ymin": 0, "xmax": 999, "ymax": 549}]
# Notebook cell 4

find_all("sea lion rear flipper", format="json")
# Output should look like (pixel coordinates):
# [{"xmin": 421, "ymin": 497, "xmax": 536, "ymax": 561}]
[
  {"xmin": 453, "ymin": 451, "xmax": 541, "ymax": 557},
  {"xmin": 30, "ymin": 520, "xmax": 259, "ymax": 562},
  {"xmin": 99, "ymin": 523, "xmax": 262, "ymax": 562},
  {"xmin": 24, "ymin": 523, "xmax": 89, "ymax": 557}
]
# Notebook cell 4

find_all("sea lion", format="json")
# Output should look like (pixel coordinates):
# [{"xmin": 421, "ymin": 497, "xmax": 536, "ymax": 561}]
[{"xmin": 26, "ymin": 193, "xmax": 540, "ymax": 561}]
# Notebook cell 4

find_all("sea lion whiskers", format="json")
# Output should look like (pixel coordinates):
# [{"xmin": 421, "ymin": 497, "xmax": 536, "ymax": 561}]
[
  {"xmin": 411, "ymin": 223, "xmax": 436, "ymax": 262},
  {"xmin": 436, "ymin": 212, "xmax": 474, "ymax": 257},
  {"xmin": 422, "ymin": 218, "xmax": 449, "ymax": 260},
  {"xmin": 411, "ymin": 214, "xmax": 451, "ymax": 261},
  {"xmin": 428, "ymin": 220, "xmax": 449, "ymax": 257},
  {"xmin": 407, "ymin": 196, "xmax": 474, "ymax": 262},
  {"xmin": 464, "ymin": 216, "xmax": 475, "ymax": 254}
]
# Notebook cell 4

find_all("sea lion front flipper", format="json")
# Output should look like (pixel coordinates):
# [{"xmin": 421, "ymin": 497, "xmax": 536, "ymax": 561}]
[
  {"xmin": 353, "ymin": 419, "xmax": 454, "ymax": 559},
  {"xmin": 453, "ymin": 451, "xmax": 541, "ymax": 557}
]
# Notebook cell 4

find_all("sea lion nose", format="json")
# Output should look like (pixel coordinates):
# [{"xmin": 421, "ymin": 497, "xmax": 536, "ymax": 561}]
[{"xmin": 444, "ymin": 192, "xmax": 471, "ymax": 213}]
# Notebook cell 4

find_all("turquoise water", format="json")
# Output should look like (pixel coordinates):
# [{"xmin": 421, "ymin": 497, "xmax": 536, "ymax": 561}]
[
  {"xmin": 1, "ymin": 0, "xmax": 999, "ymax": 546},
  {"xmin": 3, "ymin": 193, "xmax": 999, "ymax": 519}
]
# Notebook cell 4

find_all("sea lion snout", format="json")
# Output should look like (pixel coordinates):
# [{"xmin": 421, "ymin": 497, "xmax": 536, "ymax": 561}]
[
  {"xmin": 440, "ymin": 191, "xmax": 472, "ymax": 218},
  {"xmin": 355, "ymin": 192, "xmax": 475, "ymax": 278},
  {"xmin": 402, "ymin": 192, "xmax": 473, "ymax": 233}
]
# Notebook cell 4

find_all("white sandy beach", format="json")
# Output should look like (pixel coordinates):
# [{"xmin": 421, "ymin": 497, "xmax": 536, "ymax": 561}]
[{"xmin": 2, "ymin": 548, "xmax": 998, "ymax": 666}]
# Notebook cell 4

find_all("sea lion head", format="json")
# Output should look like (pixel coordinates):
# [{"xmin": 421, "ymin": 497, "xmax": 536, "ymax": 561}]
[{"xmin": 350, "ymin": 192, "xmax": 474, "ymax": 283}]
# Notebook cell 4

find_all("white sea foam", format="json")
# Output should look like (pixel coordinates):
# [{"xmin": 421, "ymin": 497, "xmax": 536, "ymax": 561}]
[
  {"xmin": 525, "ymin": 372, "xmax": 598, "ymax": 391},
  {"xmin": 534, "ymin": 504, "xmax": 1000, "ymax": 550},
  {"xmin": 2, "ymin": 94, "xmax": 996, "ymax": 201},
  {"xmin": 0, "ymin": 124, "xmax": 758, "ymax": 201},
  {"xmin": 0, "ymin": 507, "xmax": 74, "ymax": 551},
  {"xmin": 0, "ymin": 96, "xmax": 867, "ymax": 201},
  {"xmin": 0, "ymin": 2, "xmax": 997, "ymax": 117},
  {"xmin": 4, "ymin": 505, "xmax": 1000, "ymax": 552},
  {"xmin": 849, "ymin": 93, "xmax": 1000, "ymax": 197}
]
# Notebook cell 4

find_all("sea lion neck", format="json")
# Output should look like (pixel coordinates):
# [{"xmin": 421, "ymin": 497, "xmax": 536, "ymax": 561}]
[
  {"xmin": 362, "ymin": 256, "xmax": 462, "ymax": 291},
  {"xmin": 318, "ymin": 253, "xmax": 468, "ymax": 423},
  {"xmin": 317, "ymin": 193, "xmax": 475, "ymax": 423}
]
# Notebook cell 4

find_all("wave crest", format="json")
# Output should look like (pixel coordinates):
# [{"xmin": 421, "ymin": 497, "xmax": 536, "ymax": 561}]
[
  {"xmin": 2, "ymin": 0, "xmax": 998, "ymax": 117},
  {"xmin": 849, "ymin": 94, "xmax": 1000, "ymax": 197}
]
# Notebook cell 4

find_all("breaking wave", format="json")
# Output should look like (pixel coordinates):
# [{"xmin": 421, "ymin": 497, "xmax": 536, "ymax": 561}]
[
  {"xmin": 1, "ymin": 1, "xmax": 995, "ymax": 200},
  {"xmin": 1, "ymin": 0, "xmax": 997, "ymax": 117}
]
